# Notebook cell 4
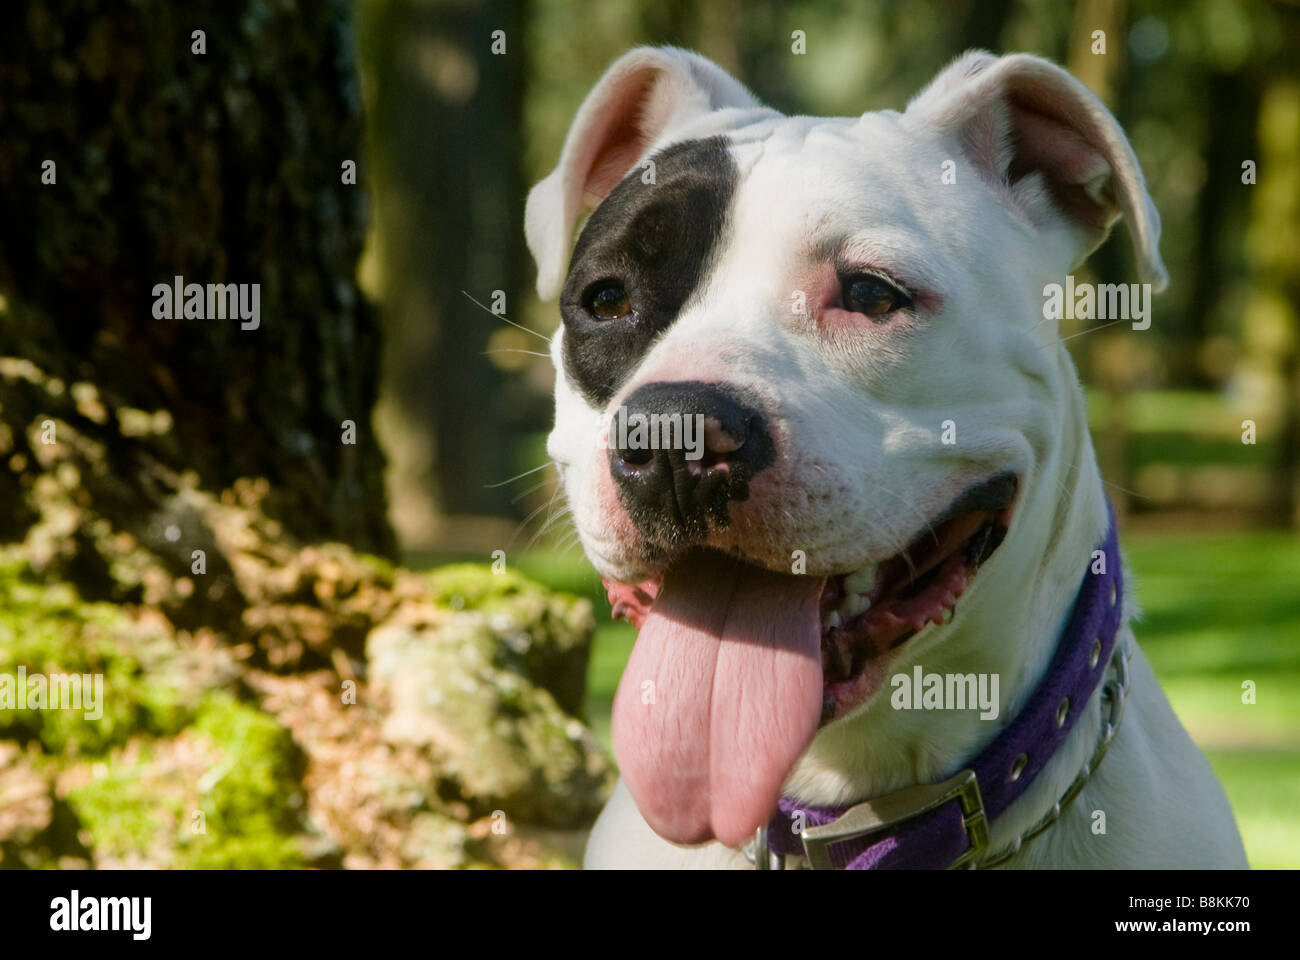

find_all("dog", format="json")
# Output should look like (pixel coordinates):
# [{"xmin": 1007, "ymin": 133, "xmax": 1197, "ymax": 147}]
[{"xmin": 525, "ymin": 47, "xmax": 1248, "ymax": 869}]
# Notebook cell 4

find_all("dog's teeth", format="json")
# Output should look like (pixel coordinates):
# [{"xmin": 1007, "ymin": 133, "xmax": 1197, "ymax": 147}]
[
  {"xmin": 838, "ymin": 593, "xmax": 872, "ymax": 619},
  {"xmin": 941, "ymin": 606, "xmax": 955, "ymax": 625},
  {"xmin": 844, "ymin": 565, "xmax": 877, "ymax": 596},
  {"xmin": 826, "ymin": 611, "xmax": 842, "ymax": 629}
]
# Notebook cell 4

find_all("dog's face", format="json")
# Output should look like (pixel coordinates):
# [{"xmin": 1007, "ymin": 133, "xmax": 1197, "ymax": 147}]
[{"xmin": 527, "ymin": 48, "xmax": 1165, "ymax": 848}]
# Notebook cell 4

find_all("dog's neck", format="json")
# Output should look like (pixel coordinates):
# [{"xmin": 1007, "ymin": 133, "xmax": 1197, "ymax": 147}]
[{"xmin": 788, "ymin": 342, "xmax": 1110, "ymax": 807}]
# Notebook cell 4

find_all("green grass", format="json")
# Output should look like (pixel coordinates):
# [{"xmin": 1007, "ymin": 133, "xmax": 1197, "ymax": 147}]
[
  {"xmin": 1085, "ymin": 389, "xmax": 1271, "ymax": 437},
  {"xmin": 510, "ymin": 528, "xmax": 1300, "ymax": 869},
  {"xmin": 1125, "ymin": 530, "xmax": 1300, "ymax": 869}
]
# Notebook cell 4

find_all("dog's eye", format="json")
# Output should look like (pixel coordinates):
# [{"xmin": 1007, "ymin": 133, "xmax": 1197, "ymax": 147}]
[
  {"xmin": 841, "ymin": 274, "xmax": 910, "ymax": 319},
  {"xmin": 585, "ymin": 283, "xmax": 632, "ymax": 321}
]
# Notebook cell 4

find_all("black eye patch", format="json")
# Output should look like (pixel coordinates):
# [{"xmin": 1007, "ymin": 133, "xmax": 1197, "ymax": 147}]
[{"xmin": 559, "ymin": 137, "xmax": 738, "ymax": 406}]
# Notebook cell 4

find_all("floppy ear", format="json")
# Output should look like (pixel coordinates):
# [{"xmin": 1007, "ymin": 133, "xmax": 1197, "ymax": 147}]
[
  {"xmin": 525, "ymin": 46, "xmax": 763, "ymax": 300},
  {"xmin": 903, "ymin": 51, "xmax": 1167, "ymax": 290}
]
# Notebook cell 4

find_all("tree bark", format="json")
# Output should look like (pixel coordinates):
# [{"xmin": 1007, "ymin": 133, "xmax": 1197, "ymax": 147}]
[{"xmin": 0, "ymin": 0, "xmax": 394, "ymax": 614}]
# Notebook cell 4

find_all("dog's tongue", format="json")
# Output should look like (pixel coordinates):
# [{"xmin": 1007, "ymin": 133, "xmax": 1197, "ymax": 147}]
[{"xmin": 611, "ymin": 551, "xmax": 825, "ymax": 848}]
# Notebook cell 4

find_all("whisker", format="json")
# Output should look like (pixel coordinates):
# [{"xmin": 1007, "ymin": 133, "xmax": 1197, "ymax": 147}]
[
  {"xmin": 526, "ymin": 503, "xmax": 573, "ymax": 552},
  {"xmin": 558, "ymin": 533, "xmax": 586, "ymax": 558},
  {"xmin": 1101, "ymin": 479, "xmax": 1151, "ymax": 501},
  {"xmin": 510, "ymin": 478, "xmax": 553, "ymax": 505},
  {"xmin": 484, "ymin": 348, "xmax": 553, "ymax": 359},
  {"xmin": 522, "ymin": 487, "xmax": 573, "ymax": 552},
  {"xmin": 553, "ymin": 525, "xmax": 584, "ymax": 552},
  {"xmin": 1059, "ymin": 459, "xmax": 1152, "ymax": 502},
  {"xmin": 461, "ymin": 290, "xmax": 552, "ymax": 344},
  {"xmin": 1046, "ymin": 317, "xmax": 1133, "ymax": 348},
  {"xmin": 507, "ymin": 487, "xmax": 562, "ymax": 552},
  {"xmin": 485, "ymin": 462, "xmax": 553, "ymax": 489}
]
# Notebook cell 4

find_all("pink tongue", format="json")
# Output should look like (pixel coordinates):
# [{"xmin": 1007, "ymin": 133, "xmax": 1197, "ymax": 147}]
[{"xmin": 611, "ymin": 551, "xmax": 825, "ymax": 848}]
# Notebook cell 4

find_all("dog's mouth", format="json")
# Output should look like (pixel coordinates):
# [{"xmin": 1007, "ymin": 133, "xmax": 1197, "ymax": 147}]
[
  {"xmin": 817, "ymin": 472, "xmax": 1017, "ymax": 724},
  {"xmin": 603, "ymin": 472, "xmax": 1018, "ymax": 849}
]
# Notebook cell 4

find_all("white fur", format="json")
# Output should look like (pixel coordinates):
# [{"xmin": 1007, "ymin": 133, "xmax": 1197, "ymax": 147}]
[{"xmin": 528, "ymin": 48, "xmax": 1246, "ymax": 869}]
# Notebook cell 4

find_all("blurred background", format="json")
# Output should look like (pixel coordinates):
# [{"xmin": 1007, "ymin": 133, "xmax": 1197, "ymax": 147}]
[
  {"xmin": 362, "ymin": 0, "xmax": 1300, "ymax": 867},
  {"xmin": 0, "ymin": 0, "xmax": 1296, "ymax": 869}
]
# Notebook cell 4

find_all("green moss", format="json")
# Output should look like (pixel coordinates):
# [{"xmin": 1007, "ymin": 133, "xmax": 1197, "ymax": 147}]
[
  {"xmin": 0, "ymin": 556, "xmax": 196, "ymax": 754},
  {"xmin": 184, "ymin": 692, "xmax": 305, "ymax": 869},
  {"xmin": 65, "ymin": 692, "xmax": 307, "ymax": 869},
  {"xmin": 65, "ymin": 754, "xmax": 168, "ymax": 862},
  {"xmin": 426, "ymin": 563, "xmax": 570, "ymax": 610},
  {"xmin": 354, "ymin": 550, "xmax": 397, "ymax": 582}
]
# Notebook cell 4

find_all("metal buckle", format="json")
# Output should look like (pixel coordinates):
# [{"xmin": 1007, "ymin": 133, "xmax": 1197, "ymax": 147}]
[{"xmin": 798, "ymin": 768, "xmax": 989, "ymax": 869}]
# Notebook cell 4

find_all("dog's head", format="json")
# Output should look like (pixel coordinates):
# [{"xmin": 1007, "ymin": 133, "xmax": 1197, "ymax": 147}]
[{"xmin": 527, "ymin": 47, "xmax": 1165, "ymax": 847}]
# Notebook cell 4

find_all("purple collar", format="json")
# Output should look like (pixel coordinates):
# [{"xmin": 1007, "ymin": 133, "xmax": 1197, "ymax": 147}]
[{"xmin": 763, "ymin": 505, "xmax": 1125, "ymax": 869}]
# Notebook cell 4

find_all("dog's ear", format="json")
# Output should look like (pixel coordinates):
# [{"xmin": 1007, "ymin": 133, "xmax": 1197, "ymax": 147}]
[
  {"xmin": 903, "ymin": 51, "xmax": 1167, "ymax": 290},
  {"xmin": 525, "ymin": 46, "xmax": 762, "ymax": 300}
]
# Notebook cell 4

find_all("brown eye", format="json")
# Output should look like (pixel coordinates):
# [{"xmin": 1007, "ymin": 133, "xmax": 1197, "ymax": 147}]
[
  {"xmin": 587, "ymin": 283, "xmax": 632, "ymax": 320},
  {"xmin": 842, "ymin": 274, "xmax": 909, "ymax": 319}
]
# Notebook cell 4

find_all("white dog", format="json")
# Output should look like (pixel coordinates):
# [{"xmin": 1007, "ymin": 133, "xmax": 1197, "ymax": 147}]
[{"xmin": 525, "ymin": 47, "xmax": 1247, "ymax": 869}]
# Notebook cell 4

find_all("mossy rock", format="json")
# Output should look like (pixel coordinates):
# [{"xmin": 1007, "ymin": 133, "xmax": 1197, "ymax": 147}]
[
  {"xmin": 426, "ymin": 563, "xmax": 595, "ymax": 714},
  {"xmin": 65, "ymin": 692, "xmax": 309, "ymax": 869},
  {"xmin": 0, "ymin": 546, "xmax": 604, "ymax": 868},
  {"xmin": 368, "ymin": 614, "xmax": 613, "ymax": 828},
  {"xmin": 398, "ymin": 810, "xmax": 476, "ymax": 868},
  {"xmin": 0, "ymin": 552, "xmax": 234, "ymax": 755}
]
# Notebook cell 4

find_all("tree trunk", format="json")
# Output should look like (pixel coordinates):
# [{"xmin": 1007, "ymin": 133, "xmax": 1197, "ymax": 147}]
[{"xmin": 0, "ymin": 0, "xmax": 393, "ymax": 621}]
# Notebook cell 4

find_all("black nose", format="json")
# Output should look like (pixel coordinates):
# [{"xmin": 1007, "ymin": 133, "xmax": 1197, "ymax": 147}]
[{"xmin": 609, "ymin": 381, "xmax": 774, "ymax": 542}]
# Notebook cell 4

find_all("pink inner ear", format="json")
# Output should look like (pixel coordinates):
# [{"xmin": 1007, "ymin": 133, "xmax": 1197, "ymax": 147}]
[
  {"xmin": 577, "ymin": 71, "xmax": 658, "ymax": 210},
  {"xmin": 1007, "ymin": 93, "xmax": 1115, "ymax": 233}
]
